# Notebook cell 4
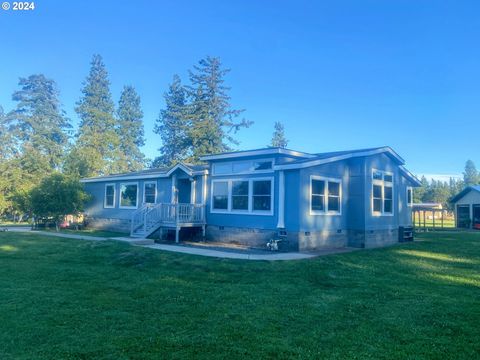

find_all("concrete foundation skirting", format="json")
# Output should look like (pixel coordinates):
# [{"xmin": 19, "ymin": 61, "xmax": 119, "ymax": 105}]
[
  {"xmin": 206, "ymin": 225, "xmax": 277, "ymax": 249},
  {"xmin": 87, "ymin": 217, "xmax": 131, "ymax": 233},
  {"xmin": 296, "ymin": 230, "xmax": 348, "ymax": 251},
  {"xmin": 206, "ymin": 225, "xmax": 401, "ymax": 251},
  {"xmin": 347, "ymin": 228, "xmax": 399, "ymax": 248}
]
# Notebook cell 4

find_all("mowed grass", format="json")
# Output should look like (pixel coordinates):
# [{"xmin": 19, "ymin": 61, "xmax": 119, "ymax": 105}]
[
  {"xmin": 42, "ymin": 228, "xmax": 129, "ymax": 238},
  {"xmin": 0, "ymin": 232, "xmax": 479, "ymax": 359}
]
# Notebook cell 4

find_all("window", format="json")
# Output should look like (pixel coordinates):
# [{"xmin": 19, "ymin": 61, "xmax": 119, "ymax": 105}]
[
  {"xmin": 119, "ymin": 183, "xmax": 138, "ymax": 209},
  {"xmin": 254, "ymin": 161, "xmax": 272, "ymax": 171},
  {"xmin": 373, "ymin": 184, "xmax": 382, "ymax": 212},
  {"xmin": 232, "ymin": 181, "xmax": 249, "ymax": 210},
  {"xmin": 253, "ymin": 180, "xmax": 272, "ymax": 211},
  {"xmin": 232, "ymin": 162, "xmax": 251, "ymax": 173},
  {"xmin": 328, "ymin": 181, "xmax": 341, "ymax": 212},
  {"xmin": 407, "ymin": 187, "xmax": 413, "ymax": 207},
  {"xmin": 310, "ymin": 176, "xmax": 342, "ymax": 215},
  {"xmin": 212, "ymin": 160, "xmax": 274, "ymax": 175},
  {"xmin": 212, "ymin": 181, "xmax": 229, "ymax": 210},
  {"xmin": 210, "ymin": 178, "xmax": 274, "ymax": 215},
  {"xmin": 311, "ymin": 179, "xmax": 325, "ymax": 212},
  {"xmin": 372, "ymin": 169, "xmax": 394, "ymax": 215},
  {"xmin": 144, "ymin": 181, "xmax": 156, "ymax": 204},
  {"xmin": 213, "ymin": 163, "xmax": 231, "ymax": 175},
  {"xmin": 104, "ymin": 184, "xmax": 115, "ymax": 208}
]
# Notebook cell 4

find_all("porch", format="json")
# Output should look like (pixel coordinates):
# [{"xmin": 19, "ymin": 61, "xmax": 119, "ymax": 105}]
[{"xmin": 130, "ymin": 203, "xmax": 206, "ymax": 242}]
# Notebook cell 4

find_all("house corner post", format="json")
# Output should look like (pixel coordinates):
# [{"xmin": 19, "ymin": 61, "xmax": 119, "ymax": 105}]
[{"xmin": 277, "ymin": 170, "xmax": 285, "ymax": 229}]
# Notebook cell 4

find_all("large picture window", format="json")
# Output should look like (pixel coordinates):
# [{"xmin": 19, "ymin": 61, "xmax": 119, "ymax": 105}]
[
  {"xmin": 120, "ymin": 183, "xmax": 138, "ymax": 209},
  {"xmin": 372, "ymin": 169, "xmax": 394, "ymax": 215},
  {"xmin": 232, "ymin": 181, "xmax": 249, "ymax": 210},
  {"xmin": 310, "ymin": 176, "xmax": 342, "ymax": 215},
  {"xmin": 212, "ymin": 181, "xmax": 229, "ymax": 210},
  {"xmin": 144, "ymin": 181, "xmax": 157, "ymax": 204},
  {"xmin": 253, "ymin": 180, "xmax": 272, "ymax": 211},
  {"xmin": 210, "ymin": 178, "xmax": 273, "ymax": 215},
  {"xmin": 104, "ymin": 184, "xmax": 115, "ymax": 208}
]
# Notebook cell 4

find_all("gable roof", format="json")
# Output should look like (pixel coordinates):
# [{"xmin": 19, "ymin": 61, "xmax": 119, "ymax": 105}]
[
  {"xmin": 80, "ymin": 163, "xmax": 209, "ymax": 183},
  {"xmin": 450, "ymin": 185, "xmax": 480, "ymax": 203}
]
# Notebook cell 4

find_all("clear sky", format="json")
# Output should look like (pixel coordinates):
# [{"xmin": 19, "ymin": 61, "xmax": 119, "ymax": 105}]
[{"xmin": 0, "ymin": 0, "xmax": 478, "ymax": 179}]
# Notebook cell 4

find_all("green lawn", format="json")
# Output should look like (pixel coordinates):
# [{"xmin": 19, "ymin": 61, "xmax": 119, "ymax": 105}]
[
  {"xmin": 42, "ymin": 228, "xmax": 129, "ymax": 238},
  {"xmin": 1, "ymin": 232, "xmax": 479, "ymax": 359}
]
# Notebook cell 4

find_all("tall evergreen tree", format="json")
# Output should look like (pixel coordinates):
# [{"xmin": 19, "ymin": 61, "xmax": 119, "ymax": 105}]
[
  {"xmin": 153, "ymin": 75, "xmax": 189, "ymax": 167},
  {"xmin": 463, "ymin": 160, "xmax": 479, "ymax": 186},
  {"xmin": 185, "ymin": 56, "xmax": 252, "ymax": 162},
  {"xmin": 66, "ymin": 54, "xmax": 121, "ymax": 177},
  {"xmin": 269, "ymin": 121, "xmax": 288, "ymax": 148},
  {"xmin": 7, "ymin": 75, "xmax": 71, "ymax": 169},
  {"xmin": 116, "ymin": 85, "xmax": 145, "ymax": 171},
  {"xmin": 0, "ymin": 106, "xmax": 15, "ymax": 161}
]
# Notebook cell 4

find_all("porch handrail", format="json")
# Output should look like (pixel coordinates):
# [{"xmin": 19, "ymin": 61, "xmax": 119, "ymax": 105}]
[{"xmin": 131, "ymin": 203, "xmax": 206, "ymax": 236}]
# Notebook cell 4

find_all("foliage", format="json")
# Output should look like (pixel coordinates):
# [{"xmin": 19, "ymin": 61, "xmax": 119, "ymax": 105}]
[
  {"xmin": 0, "ymin": 231, "xmax": 479, "ymax": 358},
  {"xmin": 269, "ymin": 121, "xmax": 288, "ymax": 148},
  {"xmin": 153, "ymin": 75, "xmax": 189, "ymax": 167},
  {"xmin": 6, "ymin": 74, "xmax": 71, "ymax": 170},
  {"xmin": 154, "ymin": 57, "xmax": 252, "ymax": 165},
  {"xmin": 29, "ymin": 173, "xmax": 90, "ymax": 229},
  {"xmin": 463, "ymin": 160, "xmax": 479, "ymax": 186},
  {"xmin": 67, "ymin": 54, "xmax": 122, "ymax": 177},
  {"xmin": 185, "ymin": 56, "xmax": 252, "ymax": 162},
  {"xmin": 116, "ymin": 85, "xmax": 146, "ymax": 171},
  {"xmin": 413, "ymin": 176, "xmax": 464, "ymax": 211}
]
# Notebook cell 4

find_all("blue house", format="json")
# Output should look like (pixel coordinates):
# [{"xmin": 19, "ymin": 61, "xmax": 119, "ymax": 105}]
[{"xmin": 80, "ymin": 146, "xmax": 420, "ymax": 250}]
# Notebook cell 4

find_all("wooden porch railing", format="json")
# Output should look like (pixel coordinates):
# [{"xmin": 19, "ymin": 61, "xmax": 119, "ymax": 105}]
[{"xmin": 130, "ymin": 203, "xmax": 206, "ymax": 237}]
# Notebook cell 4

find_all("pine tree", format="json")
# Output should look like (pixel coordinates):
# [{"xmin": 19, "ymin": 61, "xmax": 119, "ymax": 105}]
[
  {"xmin": 270, "ymin": 121, "xmax": 288, "ymax": 148},
  {"xmin": 0, "ymin": 106, "xmax": 15, "ymax": 161},
  {"xmin": 153, "ymin": 75, "xmax": 189, "ymax": 167},
  {"xmin": 116, "ymin": 85, "xmax": 145, "ymax": 171},
  {"xmin": 463, "ymin": 160, "xmax": 479, "ymax": 186},
  {"xmin": 7, "ymin": 75, "xmax": 71, "ymax": 169},
  {"xmin": 185, "ymin": 56, "xmax": 252, "ymax": 162},
  {"xmin": 67, "ymin": 54, "xmax": 121, "ymax": 177}
]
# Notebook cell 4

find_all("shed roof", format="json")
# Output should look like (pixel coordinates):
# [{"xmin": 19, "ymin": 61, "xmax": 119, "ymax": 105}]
[{"xmin": 450, "ymin": 185, "xmax": 480, "ymax": 203}]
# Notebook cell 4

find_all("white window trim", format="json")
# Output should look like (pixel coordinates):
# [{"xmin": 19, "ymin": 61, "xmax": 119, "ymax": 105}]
[
  {"xmin": 309, "ymin": 175, "xmax": 342, "ymax": 216},
  {"xmin": 210, "ymin": 177, "xmax": 274, "ymax": 216},
  {"xmin": 212, "ymin": 159, "xmax": 275, "ymax": 176},
  {"xmin": 119, "ymin": 182, "xmax": 139, "ymax": 209},
  {"xmin": 407, "ymin": 186, "xmax": 413, "ymax": 207},
  {"xmin": 104, "ymin": 183, "xmax": 116, "ymax": 209},
  {"xmin": 371, "ymin": 169, "xmax": 394, "ymax": 216},
  {"xmin": 143, "ymin": 181, "xmax": 157, "ymax": 204}
]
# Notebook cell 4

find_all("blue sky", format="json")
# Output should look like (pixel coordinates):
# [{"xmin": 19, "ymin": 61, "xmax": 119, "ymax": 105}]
[{"xmin": 0, "ymin": 0, "xmax": 478, "ymax": 179}]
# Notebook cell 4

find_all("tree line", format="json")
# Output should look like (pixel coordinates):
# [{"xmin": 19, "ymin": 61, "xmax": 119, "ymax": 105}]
[
  {"xmin": 0, "ymin": 54, "xmax": 288, "ymax": 220},
  {"xmin": 414, "ymin": 160, "xmax": 480, "ymax": 211}
]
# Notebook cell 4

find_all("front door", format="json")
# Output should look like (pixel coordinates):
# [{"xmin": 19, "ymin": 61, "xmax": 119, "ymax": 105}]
[{"xmin": 177, "ymin": 179, "xmax": 192, "ymax": 204}]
